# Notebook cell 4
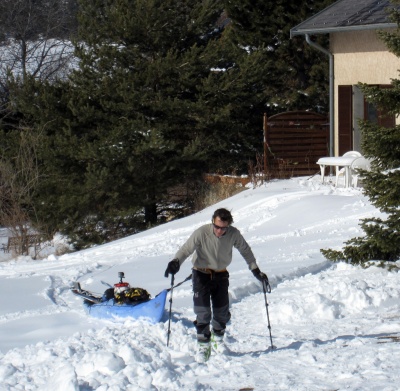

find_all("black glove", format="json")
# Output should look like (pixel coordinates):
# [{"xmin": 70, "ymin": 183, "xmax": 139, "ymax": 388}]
[
  {"xmin": 164, "ymin": 259, "xmax": 180, "ymax": 277},
  {"xmin": 252, "ymin": 267, "xmax": 269, "ymax": 282}
]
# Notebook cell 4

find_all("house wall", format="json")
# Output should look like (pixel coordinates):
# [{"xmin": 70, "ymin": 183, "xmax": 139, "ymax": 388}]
[{"xmin": 331, "ymin": 29, "xmax": 400, "ymax": 154}]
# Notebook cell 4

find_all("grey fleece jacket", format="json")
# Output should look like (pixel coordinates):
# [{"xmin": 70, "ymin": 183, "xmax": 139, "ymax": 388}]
[{"xmin": 174, "ymin": 223, "xmax": 258, "ymax": 271}]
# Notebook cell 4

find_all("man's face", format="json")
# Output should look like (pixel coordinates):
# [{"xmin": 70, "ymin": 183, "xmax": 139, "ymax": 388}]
[{"xmin": 212, "ymin": 217, "xmax": 229, "ymax": 238}]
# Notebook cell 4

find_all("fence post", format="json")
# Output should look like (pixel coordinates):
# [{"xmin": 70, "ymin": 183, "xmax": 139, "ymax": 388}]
[{"xmin": 263, "ymin": 113, "xmax": 268, "ymax": 176}]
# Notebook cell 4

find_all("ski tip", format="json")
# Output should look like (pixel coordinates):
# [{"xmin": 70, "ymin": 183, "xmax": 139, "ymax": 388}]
[{"xmin": 71, "ymin": 282, "xmax": 82, "ymax": 292}]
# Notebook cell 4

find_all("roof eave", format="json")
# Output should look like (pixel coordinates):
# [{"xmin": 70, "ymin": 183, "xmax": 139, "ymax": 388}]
[{"xmin": 290, "ymin": 23, "xmax": 398, "ymax": 38}]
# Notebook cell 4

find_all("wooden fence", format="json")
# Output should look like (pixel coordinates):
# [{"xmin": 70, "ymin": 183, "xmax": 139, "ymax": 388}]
[{"xmin": 264, "ymin": 111, "xmax": 329, "ymax": 178}]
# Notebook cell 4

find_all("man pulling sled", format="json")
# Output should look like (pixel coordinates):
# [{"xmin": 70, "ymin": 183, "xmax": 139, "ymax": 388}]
[{"xmin": 165, "ymin": 208, "xmax": 269, "ymax": 362}]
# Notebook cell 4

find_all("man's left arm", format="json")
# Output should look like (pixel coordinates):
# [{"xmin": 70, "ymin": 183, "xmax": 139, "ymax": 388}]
[
  {"xmin": 233, "ymin": 230, "xmax": 258, "ymax": 270},
  {"xmin": 234, "ymin": 230, "xmax": 269, "ymax": 283}
]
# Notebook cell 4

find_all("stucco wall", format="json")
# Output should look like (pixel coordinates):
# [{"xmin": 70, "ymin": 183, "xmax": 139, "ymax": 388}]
[
  {"xmin": 331, "ymin": 29, "xmax": 400, "ymax": 154},
  {"xmin": 331, "ymin": 29, "xmax": 399, "ymax": 85}
]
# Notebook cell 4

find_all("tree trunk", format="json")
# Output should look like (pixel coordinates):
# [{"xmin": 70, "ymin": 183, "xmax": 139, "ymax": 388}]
[{"xmin": 144, "ymin": 203, "xmax": 157, "ymax": 226}]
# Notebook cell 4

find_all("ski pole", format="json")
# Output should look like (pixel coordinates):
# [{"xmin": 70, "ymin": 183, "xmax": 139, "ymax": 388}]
[
  {"xmin": 262, "ymin": 279, "xmax": 275, "ymax": 350},
  {"xmin": 166, "ymin": 274, "xmax": 175, "ymax": 347}
]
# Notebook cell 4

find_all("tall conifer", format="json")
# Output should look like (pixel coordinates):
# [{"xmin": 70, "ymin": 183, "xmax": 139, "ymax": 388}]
[
  {"xmin": 19, "ymin": 0, "xmax": 225, "ymax": 247},
  {"xmin": 223, "ymin": 0, "xmax": 334, "ymax": 112}
]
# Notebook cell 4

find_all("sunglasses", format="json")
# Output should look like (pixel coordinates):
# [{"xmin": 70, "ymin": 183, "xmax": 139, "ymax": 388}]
[{"xmin": 213, "ymin": 223, "xmax": 229, "ymax": 231}]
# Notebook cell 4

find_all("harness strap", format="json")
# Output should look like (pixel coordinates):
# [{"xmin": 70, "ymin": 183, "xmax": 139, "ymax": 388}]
[
  {"xmin": 193, "ymin": 267, "xmax": 227, "ymax": 274},
  {"xmin": 193, "ymin": 267, "xmax": 228, "ymax": 280}
]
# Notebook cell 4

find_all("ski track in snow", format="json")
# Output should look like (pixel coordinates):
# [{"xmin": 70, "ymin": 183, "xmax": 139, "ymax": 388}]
[{"xmin": 1, "ymin": 178, "xmax": 399, "ymax": 390}]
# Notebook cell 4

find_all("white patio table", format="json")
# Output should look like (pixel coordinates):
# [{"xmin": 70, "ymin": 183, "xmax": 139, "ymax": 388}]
[{"xmin": 317, "ymin": 156, "xmax": 358, "ymax": 188}]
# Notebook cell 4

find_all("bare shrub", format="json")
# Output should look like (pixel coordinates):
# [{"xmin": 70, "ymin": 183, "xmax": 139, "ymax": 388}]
[
  {"xmin": 0, "ymin": 0, "xmax": 77, "ymax": 85},
  {"xmin": 194, "ymin": 178, "xmax": 246, "ymax": 211},
  {"xmin": 248, "ymin": 152, "xmax": 270, "ymax": 187},
  {"xmin": 0, "ymin": 126, "xmax": 53, "ymax": 258}
]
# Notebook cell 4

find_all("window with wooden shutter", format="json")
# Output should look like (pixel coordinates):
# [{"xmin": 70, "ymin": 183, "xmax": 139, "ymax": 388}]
[{"xmin": 364, "ymin": 85, "xmax": 395, "ymax": 128}]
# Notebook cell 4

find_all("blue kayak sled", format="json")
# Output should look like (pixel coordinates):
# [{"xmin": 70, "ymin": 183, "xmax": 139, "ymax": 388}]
[
  {"xmin": 71, "ymin": 272, "xmax": 191, "ymax": 324},
  {"xmin": 85, "ymin": 289, "xmax": 168, "ymax": 323},
  {"xmin": 71, "ymin": 280, "xmax": 168, "ymax": 324},
  {"xmin": 83, "ymin": 289, "xmax": 168, "ymax": 324}
]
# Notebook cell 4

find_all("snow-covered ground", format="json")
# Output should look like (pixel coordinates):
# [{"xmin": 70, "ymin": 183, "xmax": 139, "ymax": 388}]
[{"xmin": 0, "ymin": 176, "xmax": 399, "ymax": 390}]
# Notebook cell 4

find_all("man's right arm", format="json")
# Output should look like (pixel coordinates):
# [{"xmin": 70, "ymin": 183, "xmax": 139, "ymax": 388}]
[
  {"xmin": 174, "ymin": 229, "xmax": 199, "ymax": 264},
  {"xmin": 165, "ymin": 229, "xmax": 199, "ymax": 278}
]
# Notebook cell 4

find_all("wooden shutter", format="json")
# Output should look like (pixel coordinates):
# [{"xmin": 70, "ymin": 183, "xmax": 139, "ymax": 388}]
[{"xmin": 338, "ymin": 85, "xmax": 353, "ymax": 155}]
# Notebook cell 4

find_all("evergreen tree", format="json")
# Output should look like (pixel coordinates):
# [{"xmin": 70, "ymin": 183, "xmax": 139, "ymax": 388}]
[
  {"xmin": 12, "ymin": 0, "xmax": 227, "ymax": 247},
  {"xmin": 222, "ymin": 0, "xmax": 334, "ymax": 113},
  {"xmin": 321, "ymin": 4, "xmax": 400, "ymax": 265},
  {"xmin": 194, "ymin": 25, "xmax": 273, "ymax": 172}
]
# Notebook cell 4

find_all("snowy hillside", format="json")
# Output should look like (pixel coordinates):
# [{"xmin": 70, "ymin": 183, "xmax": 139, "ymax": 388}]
[{"xmin": 0, "ymin": 176, "xmax": 399, "ymax": 390}]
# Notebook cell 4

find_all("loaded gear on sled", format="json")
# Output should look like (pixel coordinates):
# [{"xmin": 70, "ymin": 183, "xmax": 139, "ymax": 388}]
[
  {"xmin": 112, "ymin": 272, "xmax": 151, "ymax": 305},
  {"xmin": 71, "ymin": 272, "xmax": 170, "ymax": 323},
  {"xmin": 73, "ymin": 272, "xmax": 151, "ymax": 306}
]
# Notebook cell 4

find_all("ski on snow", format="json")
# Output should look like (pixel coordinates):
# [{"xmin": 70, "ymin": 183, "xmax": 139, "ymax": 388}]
[{"xmin": 70, "ymin": 282, "xmax": 102, "ymax": 304}]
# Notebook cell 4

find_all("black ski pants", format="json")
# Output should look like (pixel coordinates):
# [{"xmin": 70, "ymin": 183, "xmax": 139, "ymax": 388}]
[{"xmin": 192, "ymin": 269, "xmax": 231, "ymax": 342}]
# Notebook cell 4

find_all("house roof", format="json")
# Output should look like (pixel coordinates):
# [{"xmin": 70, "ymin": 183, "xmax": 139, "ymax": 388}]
[{"xmin": 291, "ymin": 0, "xmax": 400, "ymax": 37}]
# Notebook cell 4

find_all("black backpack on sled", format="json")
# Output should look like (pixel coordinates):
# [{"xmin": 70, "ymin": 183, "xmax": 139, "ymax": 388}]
[{"xmin": 103, "ymin": 272, "xmax": 151, "ymax": 305}]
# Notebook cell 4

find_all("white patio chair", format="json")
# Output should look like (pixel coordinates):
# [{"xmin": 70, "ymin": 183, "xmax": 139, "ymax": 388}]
[
  {"xmin": 335, "ymin": 151, "xmax": 362, "ymax": 187},
  {"xmin": 350, "ymin": 157, "xmax": 372, "ymax": 187},
  {"xmin": 342, "ymin": 151, "xmax": 362, "ymax": 158}
]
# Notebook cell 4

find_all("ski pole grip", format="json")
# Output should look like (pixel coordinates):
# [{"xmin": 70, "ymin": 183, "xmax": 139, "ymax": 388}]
[{"xmin": 263, "ymin": 279, "xmax": 272, "ymax": 294}]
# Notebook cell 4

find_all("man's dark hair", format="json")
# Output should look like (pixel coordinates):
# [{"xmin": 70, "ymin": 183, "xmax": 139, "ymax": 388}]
[{"xmin": 212, "ymin": 208, "xmax": 233, "ymax": 224}]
